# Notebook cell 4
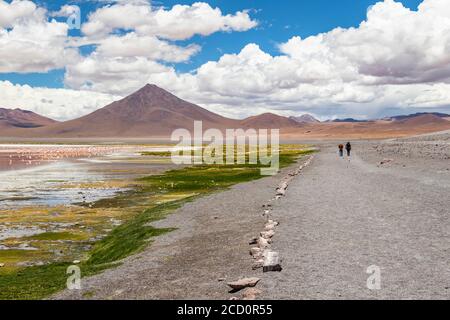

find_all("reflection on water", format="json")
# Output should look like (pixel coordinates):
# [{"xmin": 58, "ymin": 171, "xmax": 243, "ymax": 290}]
[{"xmin": 0, "ymin": 145, "xmax": 175, "ymax": 209}]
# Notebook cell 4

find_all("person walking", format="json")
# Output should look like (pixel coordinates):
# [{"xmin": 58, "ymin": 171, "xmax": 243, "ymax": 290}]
[
  {"xmin": 345, "ymin": 142, "xmax": 352, "ymax": 157},
  {"xmin": 338, "ymin": 144, "xmax": 344, "ymax": 157}
]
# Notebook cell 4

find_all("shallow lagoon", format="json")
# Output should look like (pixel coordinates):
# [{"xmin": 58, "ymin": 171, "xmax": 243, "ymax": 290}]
[{"xmin": 0, "ymin": 145, "xmax": 175, "ymax": 208}]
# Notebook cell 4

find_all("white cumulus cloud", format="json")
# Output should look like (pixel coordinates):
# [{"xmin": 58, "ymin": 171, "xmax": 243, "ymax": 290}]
[
  {"xmin": 0, "ymin": 1, "xmax": 79, "ymax": 73},
  {"xmin": 0, "ymin": 0, "xmax": 37, "ymax": 28},
  {"xmin": 0, "ymin": 81, "xmax": 119, "ymax": 121},
  {"xmin": 64, "ymin": 1, "xmax": 257, "ymax": 97},
  {"xmin": 82, "ymin": 1, "xmax": 258, "ymax": 40}
]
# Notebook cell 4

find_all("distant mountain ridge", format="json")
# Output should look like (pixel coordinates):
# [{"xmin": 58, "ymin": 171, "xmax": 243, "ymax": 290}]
[
  {"xmin": 387, "ymin": 112, "xmax": 450, "ymax": 121},
  {"xmin": 330, "ymin": 118, "xmax": 369, "ymax": 123},
  {"xmin": 0, "ymin": 107, "xmax": 57, "ymax": 129},
  {"xmin": 289, "ymin": 114, "xmax": 320, "ymax": 124},
  {"xmin": 0, "ymin": 84, "xmax": 449, "ymax": 138},
  {"xmin": 242, "ymin": 113, "xmax": 300, "ymax": 129},
  {"xmin": 329, "ymin": 112, "xmax": 450, "ymax": 123}
]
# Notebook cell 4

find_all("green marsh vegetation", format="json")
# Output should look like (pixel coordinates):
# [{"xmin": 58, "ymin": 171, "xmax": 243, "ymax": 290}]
[
  {"xmin": 141, "ymin": 151, "xmax": 173, "ymax": 157},
  {"xmin": 0, "ymin": 145, "xmax": 315, "ymax": 299}
]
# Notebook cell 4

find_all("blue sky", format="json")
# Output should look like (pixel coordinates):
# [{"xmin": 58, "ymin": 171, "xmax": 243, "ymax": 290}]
[{"xmin": 0, "ymin": 0, "xmax": 423, "ymax": 88}]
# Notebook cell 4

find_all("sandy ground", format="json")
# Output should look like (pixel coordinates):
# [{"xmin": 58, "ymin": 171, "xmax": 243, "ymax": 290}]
[{"xmin": 55, "ymin": 133, "xmax": 449, "ymax": 300}]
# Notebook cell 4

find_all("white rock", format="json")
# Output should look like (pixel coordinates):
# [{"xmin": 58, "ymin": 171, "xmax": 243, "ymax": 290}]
[
  {"xmin": 278, "ymin": 182, "xmax": 288, "ymax": 190},
  {"xmin": 268, "ymin": 220, "xmax": 279, "ymax": 226},
  {"xmin": 250, "ymin": 247, "xmax": 262, "ymax": 257},
  {"xmin": 258, "ymin": 237, "xmax": 271, "ymax": 249},
  {"xmin": 264, "ymin": 223, "xmax": 276, "ymax": 231},
  {"xmin": 260, "ymin": 230, "xmax": 275, "ymax": 239}
]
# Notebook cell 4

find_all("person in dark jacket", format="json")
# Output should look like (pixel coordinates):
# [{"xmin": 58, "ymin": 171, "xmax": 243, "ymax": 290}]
[{"xmin": 345, "ymin": 142, "xmax": 352, "ymax": 157}]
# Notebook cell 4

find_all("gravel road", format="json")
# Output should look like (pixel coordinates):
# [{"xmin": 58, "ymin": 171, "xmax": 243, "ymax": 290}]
[{"xmin": 261, "ymin": 142, "xmax": 449, "ymax": 300}]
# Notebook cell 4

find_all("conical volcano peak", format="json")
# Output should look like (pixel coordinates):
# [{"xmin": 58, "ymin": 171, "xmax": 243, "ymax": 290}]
[
  {"xmin": 140, "ymin": 83, "xmax": 163, "ymax": 92},
  {"xmin": 131, "ymin": 83, "xmax": 175, "ymax": 98},
  {"xmin": 112, "ymin": 84, "xmax": 188, "ymax": 116},
  {"xmin": 43, "ymin": 82, "xmax": 239, "ymax": 136}
]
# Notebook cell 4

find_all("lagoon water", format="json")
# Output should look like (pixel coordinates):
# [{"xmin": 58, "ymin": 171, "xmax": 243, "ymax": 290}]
[
  {"xmin": 0, "ymin": 145, "xmax": 175, "ymax": 209},
  {"xmin": 0, "ymin": 161, "xmax": 123, "ymax": 208}
]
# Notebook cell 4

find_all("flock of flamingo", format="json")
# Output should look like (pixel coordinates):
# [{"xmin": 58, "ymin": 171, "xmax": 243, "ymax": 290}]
[{"xmin": 0, "ymin": 145, "xmax": 129, "ymax": 168}]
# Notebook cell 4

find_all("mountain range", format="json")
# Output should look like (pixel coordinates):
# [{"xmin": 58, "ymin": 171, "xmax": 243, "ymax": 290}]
[
  {"xmin": 1, "ymin": 84, "xmax": 449, "ymax": 139},
  {"xmin": 290, "ymin": 114, "xmax": 321, "ymax": 124},
  {"xmin": 0, "ymin": 107, "xmax": 57, "ymax": 129}
]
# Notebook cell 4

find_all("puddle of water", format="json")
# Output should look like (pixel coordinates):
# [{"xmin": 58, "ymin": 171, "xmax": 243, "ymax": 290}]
[{"xmin": 0, "ymin": 225, "xmax": 46, "ymax": 241}]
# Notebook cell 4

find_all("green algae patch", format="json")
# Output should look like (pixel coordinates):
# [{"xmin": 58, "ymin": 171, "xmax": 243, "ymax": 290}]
[
  {"xmin": 87, "ymin": 201, "xmax": 184, "ymax": 265},
  {"xmin": 27, "ymin": 231, "xmax": 89, "ymax": 241},
  {"xmin": 0, "ymin": 262, "xmax": 111, "ymax": 300},
  {"xmin": 139, "ymin": 165, "xmax": 261, "ymax": 194},
  {"xmin": 0, "ymin": 250, "xmax": 52, "ymax": 275},
  {"xmin": 0, "ymin": 263, "xmax": 71, "ymax": 300},
  {"xmin": 141, "ymin": 151, "xmax": 172, "ymax": 157}
]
